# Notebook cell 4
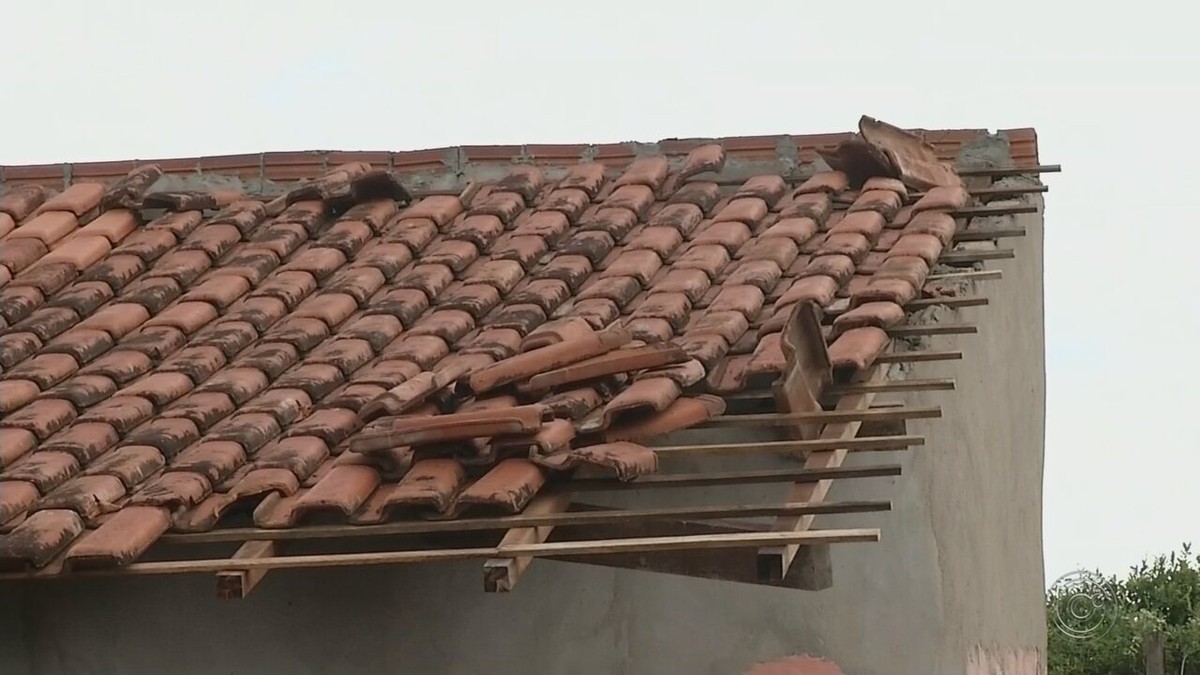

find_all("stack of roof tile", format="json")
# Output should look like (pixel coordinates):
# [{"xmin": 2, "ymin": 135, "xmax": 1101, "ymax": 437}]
[{"xmin": 0, "ymin": 128, "xmax": 972, "ymax": 573}]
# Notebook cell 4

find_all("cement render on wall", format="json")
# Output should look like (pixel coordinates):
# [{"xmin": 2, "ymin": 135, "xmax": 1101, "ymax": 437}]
[{"xmin": 0, "ymin": 141, "xmax": 1047, "ymax": 675}]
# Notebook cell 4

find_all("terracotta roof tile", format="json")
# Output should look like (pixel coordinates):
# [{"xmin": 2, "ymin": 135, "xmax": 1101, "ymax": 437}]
[
  {"xmin": 2, "ymin": 238, "xmax": 51, "ymax": 273},
  {"xmin": 0, "ymin": 124, "xmax": 1035, "ymax": 573},
  {"xmin": 0, "ymin": 509, "xmax": 84, "ymax": 570},
  {"xmin": 41, "ymin": 324, "xmax": 115, "ymax": 365},
  {"xmin": 44, "ymin": 375, "xmax": 117, "ymax": 409}
]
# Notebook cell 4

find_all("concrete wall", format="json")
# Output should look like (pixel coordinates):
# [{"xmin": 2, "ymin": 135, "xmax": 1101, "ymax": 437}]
[{"xmin": 0, "ymin": 139, "xmax": 1046, "ymax": 675}]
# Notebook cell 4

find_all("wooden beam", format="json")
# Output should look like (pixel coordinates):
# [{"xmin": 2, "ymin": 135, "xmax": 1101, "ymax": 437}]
[
  {"xmin": 911, "ymin": 184, "xmax": 1047, "ymax": 200},
  {"xmin": 727, "ymin": 377, "xmax": 955, "ymax": 401},
  {"xmin": 875, "ymin": 349, "xmax": 963, "ymax": 364},
  {"xmin": 159, "ymin": 467, "xmax": 904, "ymax": 547},
  {"xmin": 926, "ymin": 269, "xmax": 1002, "ymax": 282},
  {"xmin": 954, "ymin": 227, "xmax": 1025, "ymax": 242},
  {"xmin": 216, "ymin": 540, "xmax": 275, "ymax": 599},
  {"xmin": 651, "ymin": 434, "xmax": 922, "ymax": 456},
  {"xmin": 561, "ymin": 463, "xmax": 903, "ymax": 492},
  {"xmin": 950, "ymin": 204, "xmax": 1038, "ymax": 218},
  {"xmin": 957, "ymin": 164, "xmax": 1060, "ymax": 176},
  {"xmin": 824, "ymin": 297, "xmax": 986, "ymax": 319},
  {"xmin": 905, "ymin": 296, "xmax": 988, "ymax": 310},
  {"xmin": 829, "ymin": 378, "xmax": 955, "ymax": 395},
  {"xmin": 887, "ymin": 323, "xmax": 977, "ymax": 337},
  {"xmin": 484, "ymin": 492, "xmax": 572, "ymax": 592},
  {"xmin": 701, "ymin": 405, "xmax": 940, "ymax": 428},
  {"xmin": 4, "ymin": 529, "xmax": 883, "ymax": 579},
  {"xmin": 758, "ymin": 366, "xmax": 882, "ymax": 586},
  {"xmin": 547, "ymin": 512, "xmax": 883, "ymax": 588},
  {"xmin": 157, "ymin": 473, "xmax": 892, "ymax": 547},
  {"xmin": 968, "ymin": 184, "xmax": 1048, "ymax": 198},
  {"xmin": 939, "ymin": 249, "xmax": 1015, "ymax": 264}
]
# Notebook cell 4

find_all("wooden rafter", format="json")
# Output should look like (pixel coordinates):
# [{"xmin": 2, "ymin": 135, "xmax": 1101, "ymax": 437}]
[
  {"xmin": 484, "ymin": 492, "xmax": 573, "ymax": 592},
  {"xmin": 757, "ymin": 365, "xmax": 884, "ymax": 586},
  {"xmin": 0, "ymin": 529, "xmax": 882, "ymax": 580},
  {"xmin": 874, "ymin": 349, "xmax": 962, "ymax": 364},
  {"xmin": 216, "ymin": 540, "xmax": 275, "ymax": 599},
  {"xmin": 700, "ymin": 405, "xmax": 941, "ymax": 428},
  {"xmin": 651, "ymin": 434, "xmax": 922, "ymax": 457}
]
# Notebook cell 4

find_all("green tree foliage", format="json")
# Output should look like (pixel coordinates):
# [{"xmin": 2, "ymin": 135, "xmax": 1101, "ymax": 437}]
[{"xmin": 1047, "ymin": 544, "xmax": 1200, "ymax": 674}]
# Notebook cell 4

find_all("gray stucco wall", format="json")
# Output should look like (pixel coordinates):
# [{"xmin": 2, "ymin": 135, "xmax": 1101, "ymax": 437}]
[{"xmin": 0, "ymin": 145, "xmax": 1046, "ymax": 675}]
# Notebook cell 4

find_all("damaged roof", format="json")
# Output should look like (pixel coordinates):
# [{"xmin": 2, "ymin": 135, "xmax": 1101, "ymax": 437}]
[{"xmin": 0, "ymin": 118, "xmax": 1044, "ymax": 582}]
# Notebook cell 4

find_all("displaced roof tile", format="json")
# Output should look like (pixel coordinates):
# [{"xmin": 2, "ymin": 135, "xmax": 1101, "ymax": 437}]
[{"xmin": 678, "ymin": 144, "xmax": 725, "ymax": 179}]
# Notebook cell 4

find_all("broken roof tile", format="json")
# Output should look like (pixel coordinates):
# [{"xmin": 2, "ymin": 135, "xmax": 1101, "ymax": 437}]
[{"xmin": 461, "ymin": 325, "xmax": 630, "ymax": 396}]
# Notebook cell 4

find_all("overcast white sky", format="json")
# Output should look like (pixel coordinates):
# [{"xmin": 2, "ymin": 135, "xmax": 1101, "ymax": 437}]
[{"xmin": 4, "ymin": 1, "xmax": 1196, "ymax": 582}]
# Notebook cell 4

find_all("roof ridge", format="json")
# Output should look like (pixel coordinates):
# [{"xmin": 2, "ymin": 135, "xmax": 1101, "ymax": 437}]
[{"xmin": 0, "ymin": 128, "xmax": 1039, "ymax": 188}]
